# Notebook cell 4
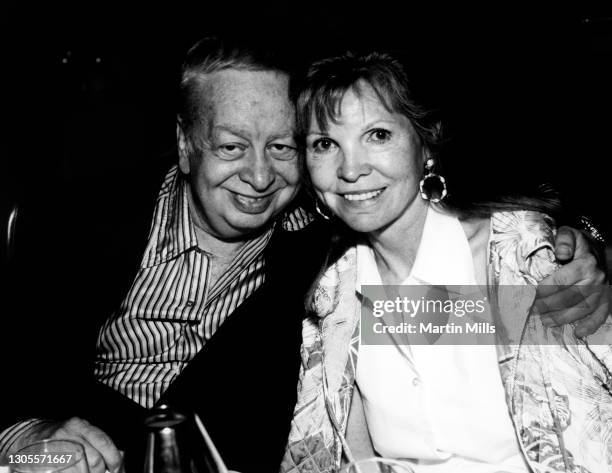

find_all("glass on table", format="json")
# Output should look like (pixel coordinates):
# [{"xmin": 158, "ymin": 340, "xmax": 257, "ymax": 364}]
[
  {"xmin": 8, "ymin": 439, "xmax": 89, "ymax": 473},
  {"xmin": 341, "ymin": 457, "xmax": 415, "ymax": 473}
]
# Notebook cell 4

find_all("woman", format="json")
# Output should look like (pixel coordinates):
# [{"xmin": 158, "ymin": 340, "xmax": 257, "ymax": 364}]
[{"xmin": 281, "ymin": 52, "xmax": 612, "ymax": 473}]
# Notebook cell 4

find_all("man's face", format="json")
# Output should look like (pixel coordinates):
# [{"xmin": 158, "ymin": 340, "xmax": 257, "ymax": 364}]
[{"xmin": 178, "ymin": 69, "xmax": 300, "ymax": 240}]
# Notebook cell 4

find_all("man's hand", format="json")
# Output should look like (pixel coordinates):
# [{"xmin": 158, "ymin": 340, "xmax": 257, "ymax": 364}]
[
  {"xmin": 534, "ymin": 226, "xmax": 609, "ymax": 337},
  {"xmin": 14, "ymin": 418, "xmax": 122, "ymax": 473}
]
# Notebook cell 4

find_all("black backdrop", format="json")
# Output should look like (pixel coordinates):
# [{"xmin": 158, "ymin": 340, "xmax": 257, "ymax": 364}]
[{"xmin": 1, "ymin": 3, "xmax": 611, "ymax": 243}]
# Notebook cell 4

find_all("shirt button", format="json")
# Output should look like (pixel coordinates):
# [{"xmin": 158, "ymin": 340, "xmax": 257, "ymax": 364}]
[
  {"xmin": 185, "ymin": 301, "xmax": 194, "ymax": 307},
  {"xmin": 412, "ymin": 377, "xmax": 421, "ymax": 387}
]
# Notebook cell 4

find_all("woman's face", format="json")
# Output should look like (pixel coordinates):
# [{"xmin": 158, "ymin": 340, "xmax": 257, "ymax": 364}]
[{"xmin": 305, "ymin": 83, "xmax": 427, "ymax": 234}]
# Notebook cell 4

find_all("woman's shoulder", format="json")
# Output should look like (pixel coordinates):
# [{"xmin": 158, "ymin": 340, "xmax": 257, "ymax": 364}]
[
  {"xmin": 488, "ymin": 210, "xmax": 558, "ymax": 282},
  {"xmin": 490, "ymin": 210, "xmax": 556, "ymax": 236},
  {"xmin": 489, "ymin": 210, "xmax": 556, "ymax": 253},
  {"xmin": 458, "ymin": 209, "xmax": 555, "ymax": 244}
]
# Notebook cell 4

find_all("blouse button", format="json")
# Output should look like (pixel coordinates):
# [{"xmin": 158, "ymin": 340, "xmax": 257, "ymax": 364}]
[{"xmin": 412, "ymin": 377, "xmax": 421, "ymax": 387}]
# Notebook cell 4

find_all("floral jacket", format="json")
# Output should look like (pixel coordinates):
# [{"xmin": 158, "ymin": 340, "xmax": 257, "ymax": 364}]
[{"xmin": 281, "ymin": 211, "xmax": 612, "ymax": 473}]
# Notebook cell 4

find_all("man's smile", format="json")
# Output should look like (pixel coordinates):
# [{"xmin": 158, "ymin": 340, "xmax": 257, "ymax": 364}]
[{"xmin": 229, "ymin": 189, "xmax": 278, "ymax": 214}]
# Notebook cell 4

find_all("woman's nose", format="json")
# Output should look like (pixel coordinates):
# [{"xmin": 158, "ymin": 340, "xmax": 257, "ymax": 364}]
[{"xmin": 337, "ymin": 146, "xmax": 372, "ymax": 182}]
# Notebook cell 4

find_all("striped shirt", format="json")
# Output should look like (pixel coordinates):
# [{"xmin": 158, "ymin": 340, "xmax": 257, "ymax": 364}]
[
  {"xmin": 94, "ymin": 165, "xmax": 311, "ymax": 408},
  {"xmin": 0, "ymin": 165, "xmax": 312, "ymax": 457}
]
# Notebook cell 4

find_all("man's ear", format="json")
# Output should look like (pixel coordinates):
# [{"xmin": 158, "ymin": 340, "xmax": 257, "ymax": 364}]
[{"xmin": 177, "ymin": 121, "xmax": 190, "ymax": 175}]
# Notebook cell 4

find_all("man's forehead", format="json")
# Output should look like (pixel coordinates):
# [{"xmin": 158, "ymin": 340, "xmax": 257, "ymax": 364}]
[
  {"xmin": 196, "ymin": 69, "xmax": 295, "ymax": 136},
  {"xmin": 204, "ymin": 69, "xmax": 290, "ymax": 106},
  {"xmin": 212, "ymin": 123, "xmax": 294, "ymax": 139}
]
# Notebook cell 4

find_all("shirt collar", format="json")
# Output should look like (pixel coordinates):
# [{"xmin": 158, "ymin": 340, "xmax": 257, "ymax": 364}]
[
  {"xmin": 141, "ymin": 165, "xmax": 282, "ymax": 269},
  {"xmin": 409, "ymin": 206, "xmax": 478, "ymax": 286},
  {"xmin": 140, "ymin": 166, "xmax": 199, "ymax": 268},
  {"xmin": 356, "ymin": 206, "xmax": 478, "ymax": 293},
  {"xmin": 356, "ymin": 242, "xmax": 383, "ymax": 293}
]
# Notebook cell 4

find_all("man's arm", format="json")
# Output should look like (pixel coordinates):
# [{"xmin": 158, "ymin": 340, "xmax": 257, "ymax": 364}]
[
  {"xmin": 0, "ymin": 418, "xmax": 122, "ymax": 473},
  {"xmin": 0, "ymin": 420, "xmax": 49, "ymax": 460}
]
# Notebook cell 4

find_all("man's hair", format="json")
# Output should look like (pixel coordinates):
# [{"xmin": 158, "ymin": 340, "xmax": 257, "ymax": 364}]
[
  {"xmin": 178, "ymin": 36, "xmax": 290, "ymax": 147},
  {"xmin": 296, "ymin": 51, "xmax": 442, "ymax": 155}
]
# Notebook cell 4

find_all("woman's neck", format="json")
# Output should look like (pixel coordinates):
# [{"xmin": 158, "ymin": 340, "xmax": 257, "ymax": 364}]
[{"xmin": 366, "ymin": 200, "xmax": 429, "ymax": 286}]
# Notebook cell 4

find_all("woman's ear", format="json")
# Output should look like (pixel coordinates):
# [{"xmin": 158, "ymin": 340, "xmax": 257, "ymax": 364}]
[
  {"xmin": 177, "ymin": 120, "xmax": 190, "ymax": 175},
  {"xmin": 433, "ymin": 121, "xmax": 442, "ymax": 141},
  {"xmin": 422, "ymin": 120, "xmax": 442, "ymax": 164},
  {"xmin": 422, "ymin": 148, "xmax": 434, "ymax": 168}
]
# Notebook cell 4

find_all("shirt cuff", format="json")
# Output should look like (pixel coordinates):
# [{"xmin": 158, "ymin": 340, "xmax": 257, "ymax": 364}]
[{"xmin": 0, "ymin": 419, "xmax": 51, "ymax": 461}]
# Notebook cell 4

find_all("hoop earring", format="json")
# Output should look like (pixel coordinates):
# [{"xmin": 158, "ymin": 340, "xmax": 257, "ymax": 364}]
[
  {"xmin": 315, "ymin": 200, "xmax": 333, "ymax": 220},
  {"xmin": 419, "ymin": 158, "xmax": 448, "ymax": 203}
]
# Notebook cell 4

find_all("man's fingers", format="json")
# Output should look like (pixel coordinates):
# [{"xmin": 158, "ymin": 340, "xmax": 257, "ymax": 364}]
[
  {"xmin": 76, "ymin": 421, "xmax": 122, "ymax": 473},
  {"xmin": 52, "ymin": 418, "xmax": 121, "ymax": 473},
  {"xmin": 536, "ymin": 254, "xmax": 604, "ymax": 300},
  {"xmin": 554, "ymin": 226, "xmax": 577, "ymax": 262},
  {"xmin": 534, "ymin": 285, "xmax": 600, "ymax": 315},
  {"xmin": 76, "ymin": 438, "xmax": 107, "ymax": 473},
  {"xmin": 536, "ymin": 273, "xmax": 567, "ymax": 297},
  {"xmin": 536, "ymin": 267, "xmax": 579, "ymax": 297},
  {"xmin": 49, "ymin": 428, "xmax": 106, "ymax": 473},
  {"xmin": 574, "ymin": 300, "xmax": 610, "ymax": 338},
  {"xmin": 537, "ymin": 285, "xmax": 608, "ymax": 327},
  {"xmin": 540, "ymin": 227, "xmax": 602, "ymax": 294},
  {"xmin": 540, "ymin": 304, "xmax": 592, "ymax": 327}
]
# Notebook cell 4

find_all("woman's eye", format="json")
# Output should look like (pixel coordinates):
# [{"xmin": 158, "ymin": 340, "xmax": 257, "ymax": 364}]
[
  {"xmin": 311, "ymin": 138, "xmax": 336, "ymax": 154},
  {"xmin": 368, "ymin": 129, "xmax": 392, "ymax": 143}
]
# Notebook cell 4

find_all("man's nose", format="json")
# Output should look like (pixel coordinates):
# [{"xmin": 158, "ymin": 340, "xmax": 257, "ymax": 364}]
[
  {"xmin": 338, "ymin": 146, "xmax": 372, "ymax": 182},
  {"xmin": 239, "ymin": 150, "xmax": 275, "ymax": 191}
]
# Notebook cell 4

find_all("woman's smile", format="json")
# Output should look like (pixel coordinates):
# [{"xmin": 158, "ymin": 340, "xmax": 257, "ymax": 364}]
[{"xmin": 339, "ymin": 187, "xmax": 386, "ymax": 203}]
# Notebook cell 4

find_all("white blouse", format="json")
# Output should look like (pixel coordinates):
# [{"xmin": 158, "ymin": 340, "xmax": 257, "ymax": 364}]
[{"xmin": 355, "ymin": 207, "xmax": 529, "ymax": 473}]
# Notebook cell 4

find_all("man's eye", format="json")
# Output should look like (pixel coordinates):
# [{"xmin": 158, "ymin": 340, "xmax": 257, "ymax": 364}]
[
  {"xmin": 218, "ymin": 143, "xmax": 246, "ymax": 158},
  {"xmin": 311, "ymin": 138, "xmax": 336, "ymax": 154},
  {"xmin": 368, "ymin": 129, "xmax": 392, "ymax": 143},
  {"xmin": 269, "ymin": 144, "xmax": 293, "ymax": 153},
  {"xmin": 268, "ymin": 143, "xmax": 297, "ymax": 160}
]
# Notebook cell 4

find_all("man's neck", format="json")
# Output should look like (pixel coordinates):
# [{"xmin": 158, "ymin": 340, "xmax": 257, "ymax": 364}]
[
  {"xmin": 192, "ymin": 225, "xmax": 257, "ymax": 291},
  {"xmin": 193, "ymin": 224, "xmax": 249, "ymax": 260}
]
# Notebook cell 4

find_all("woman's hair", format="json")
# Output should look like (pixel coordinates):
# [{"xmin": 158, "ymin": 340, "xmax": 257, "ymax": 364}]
[
  {"xmin": 296, "ymin": 51, "xmax": 442, "ymax": 156},
  {"xmin": 296, "ymin": 50, "xmax": 562, "ymax": 220}
]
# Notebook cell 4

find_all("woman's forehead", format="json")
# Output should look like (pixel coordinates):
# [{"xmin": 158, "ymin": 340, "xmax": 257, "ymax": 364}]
[{"xmin": 309, "ymin": 82, "xmax": 402, "ymax": 131}]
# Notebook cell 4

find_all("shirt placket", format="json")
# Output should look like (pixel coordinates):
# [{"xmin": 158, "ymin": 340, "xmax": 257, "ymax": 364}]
[{"xmin": 176, "ymin": 250, "xmax": 209, "ymax": 362}]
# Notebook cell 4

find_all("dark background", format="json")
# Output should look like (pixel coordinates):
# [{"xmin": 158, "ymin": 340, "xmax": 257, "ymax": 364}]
[
  {"xmin": 1, "ymin": 3, "xmax": 611, "ymax": 250},
  {"xmin": 0, "ymin": 4, "xmax": 610, "ymax": 460}
]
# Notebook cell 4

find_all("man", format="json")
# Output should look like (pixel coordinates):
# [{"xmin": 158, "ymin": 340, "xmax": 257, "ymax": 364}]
[
  {"xmin": 0, "ymin": 36, "xmax": 326, "ymax": 473},
  {"xmin": 94, "ymin": 40, "xmax": 304, "ymax": 409},
  {"xmin": 1, "ymin": 37, "xmax": 608, "ymax": 473}
]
